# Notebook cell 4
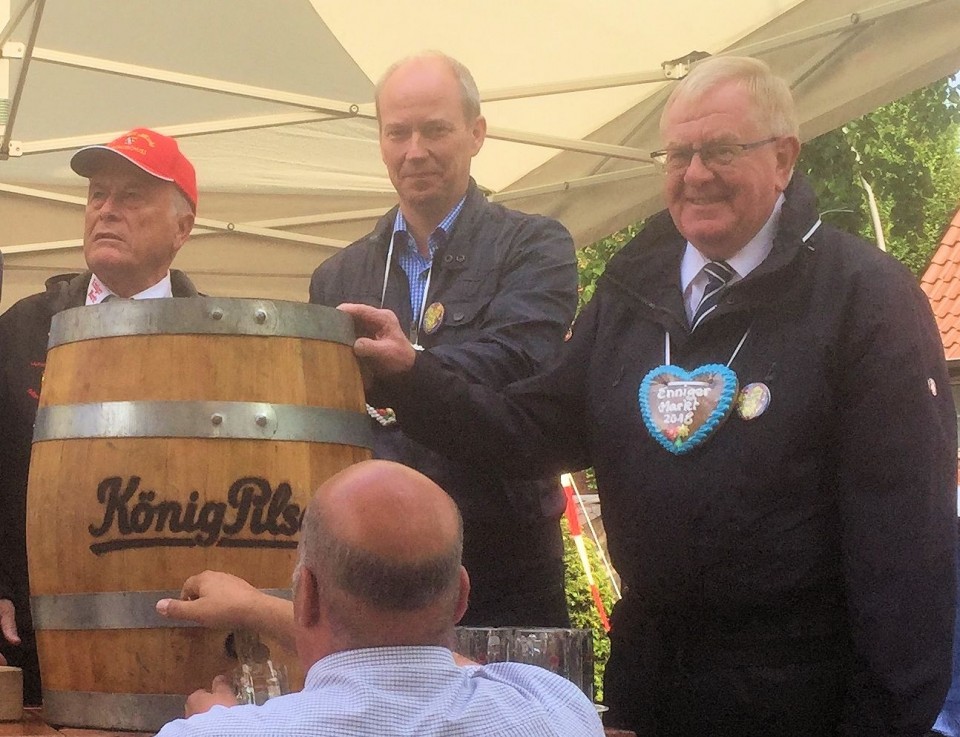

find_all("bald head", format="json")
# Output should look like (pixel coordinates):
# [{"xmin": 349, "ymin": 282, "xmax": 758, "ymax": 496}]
[
  {"xmin": 318, "ymin": 459, "xmax": 462, "ymax": 567},
  {"xmin": 295, "ymin": 461, "xmax": 467, "ymax": 653},
  {"xmin": 375, "ymin": 51, "xmax": 481, "ymax": 124}
]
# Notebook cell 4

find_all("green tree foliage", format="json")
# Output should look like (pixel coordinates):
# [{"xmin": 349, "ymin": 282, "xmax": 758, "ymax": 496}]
[
  {"xmin": 797, "ymin": 76, "xmax": 960, "ymax": 274},
  {"xmin": 562, "ymin": 516, "xmax": 617, "ymax": 701},
  {"xmin": 576, "ymin": 222, "xmax": 641, "ymax": 312}
]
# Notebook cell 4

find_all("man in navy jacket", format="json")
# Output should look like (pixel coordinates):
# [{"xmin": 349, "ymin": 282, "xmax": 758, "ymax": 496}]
[
  {"xmin": 310, "ymin": 53, "xmax": 577, "ymax": 627},
  {"xmin": 340, "ymin": 57, "xmax": 957, "ymax": 736}
]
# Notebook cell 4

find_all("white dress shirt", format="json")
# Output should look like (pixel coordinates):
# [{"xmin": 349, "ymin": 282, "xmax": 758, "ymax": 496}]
[
  {"xmin": 680, "ymin": 194, "xmax": 785, "ymax": 324},
  {"xmin": 85, "ymin": 272, "xmax": 174, "ymax": 305}
]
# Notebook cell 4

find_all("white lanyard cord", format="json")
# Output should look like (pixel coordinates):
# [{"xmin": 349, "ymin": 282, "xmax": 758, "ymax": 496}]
[
  {"xmin": 380, "ymin": 230, "xmax": 433, "ymax": 342},
  {"xmin": 378, "ymin": 230, "xmax": 396, "ymax": 310},
  {"xmin": 665, "ymin": 324, "xmax": 752, "ymax": 369}
]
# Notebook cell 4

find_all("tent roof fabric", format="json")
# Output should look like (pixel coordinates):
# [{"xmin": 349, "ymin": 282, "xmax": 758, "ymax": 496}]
[
  {"xmin": 1, "ymin": 0, "xmax": 959, "ymax": 309},
  {"xmin": 922, "ymin": 207, "xmax": 960, "ymax": 360}
]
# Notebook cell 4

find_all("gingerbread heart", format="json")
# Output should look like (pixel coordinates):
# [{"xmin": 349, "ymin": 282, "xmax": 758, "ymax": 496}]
[{"xmin": 638, "ymin": 363, "xmax": 738, "ymax": 454}]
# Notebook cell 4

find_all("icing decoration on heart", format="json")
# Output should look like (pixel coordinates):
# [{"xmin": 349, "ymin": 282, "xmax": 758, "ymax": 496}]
[{"xmin": 638, "ymin": 363, "xmax": 739, "ymax": 454}]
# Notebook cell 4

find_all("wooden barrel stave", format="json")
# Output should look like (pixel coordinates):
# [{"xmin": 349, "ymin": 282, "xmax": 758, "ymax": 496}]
[{"xmin": 38, "ymin": 335, "xmax": 364, "ymax": 409}]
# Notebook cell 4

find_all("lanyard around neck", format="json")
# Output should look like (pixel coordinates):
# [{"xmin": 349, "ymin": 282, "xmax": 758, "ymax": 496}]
[
  {"xmin": 662, "ymin": 215, "xmax": 823, "ymax": 365},
  {"xmin": 380, "ymin": 229, "xmax": 434, "ymax": 346},
  {"xmin": 664, "ymin": 325, "xmax": 752, "ymax": 368}
]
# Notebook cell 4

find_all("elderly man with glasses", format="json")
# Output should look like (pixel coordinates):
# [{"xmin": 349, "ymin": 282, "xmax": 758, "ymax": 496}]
[{"xmin": 338, "ymin": 55, "xmax": 957, "ymax": 736}]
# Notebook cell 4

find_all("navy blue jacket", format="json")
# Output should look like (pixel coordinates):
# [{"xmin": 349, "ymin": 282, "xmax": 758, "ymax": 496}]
[
  {"xmin": 384, "ymin": 174, "xmax": 957, "ymax": 736},
  {"xmin": 310, "ymin": 179, "xmax": 578, "ymax": 626}
]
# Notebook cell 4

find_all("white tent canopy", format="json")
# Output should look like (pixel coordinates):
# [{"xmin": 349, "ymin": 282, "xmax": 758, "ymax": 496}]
[{"xmin": 1, "ymin": 0, "xmax": 958, "ymax": 309}]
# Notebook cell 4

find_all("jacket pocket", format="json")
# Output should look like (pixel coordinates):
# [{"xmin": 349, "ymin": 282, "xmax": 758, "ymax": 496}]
[{"xmin": 435, "ymin": 297, "xmax": 487, "ymax": 331}]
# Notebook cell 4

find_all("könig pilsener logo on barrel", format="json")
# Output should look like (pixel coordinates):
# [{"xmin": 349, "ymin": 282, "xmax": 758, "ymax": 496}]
[{"xmin": 87, "ymin": 475, "xmax": 305, "ymax": 555}]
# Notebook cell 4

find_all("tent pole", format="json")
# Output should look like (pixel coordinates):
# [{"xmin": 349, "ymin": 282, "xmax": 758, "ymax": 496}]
[
  {"xmin": 0, "ymin": 0, "xmax": 43, "ymax": 159},
  {"xmin": 0, "ymin": 0, "xmax": 37, "ymax": 49},
  {"xmin": 22, "ymin": 46, "xmax": 368, "ymax": 116}
]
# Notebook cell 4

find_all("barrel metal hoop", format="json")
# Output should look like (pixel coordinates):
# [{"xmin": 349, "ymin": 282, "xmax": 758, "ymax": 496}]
[
  {"xmin": 31, "ymin": 588, "xmax": 292, "ymax": 630},
  {"xmin": 42, "ymin": 689, "xmax": 187, "ymax": 732},
  {"xmin": 33, "ymin": 401, "xmax": 374, "ymax": 447},
  {"xmin": 47, "ymin": 298, "xmax": 357, "ymax": 348}
]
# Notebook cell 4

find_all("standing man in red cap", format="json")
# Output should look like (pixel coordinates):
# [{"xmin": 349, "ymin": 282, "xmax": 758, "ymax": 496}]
[{"xmin": 0, "ymin": 128, "xmax": 201, "ymax": 705}]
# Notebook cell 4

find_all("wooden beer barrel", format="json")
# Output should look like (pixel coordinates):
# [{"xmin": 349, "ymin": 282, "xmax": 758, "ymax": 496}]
[{"xmin": 26, "ymin": 298, "xmax": 372, "ymax": 731}]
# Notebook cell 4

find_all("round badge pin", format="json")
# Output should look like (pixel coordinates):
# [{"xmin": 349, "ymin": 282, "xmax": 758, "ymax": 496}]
[
  {"xmin": 423, "ymin": 302, "xmax": 445, "ymax": 335},
  {"xmin": 736, "ymin": 382, "xmax": 771, "ymax": 420}
]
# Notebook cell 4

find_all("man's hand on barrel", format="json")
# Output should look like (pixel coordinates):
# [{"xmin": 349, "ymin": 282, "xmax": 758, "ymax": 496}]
[
  {"xmin": 0, "ymin": 599, "xmax": 20, "ymax": 658},
  {"xmin": 337, "ymin": 303, "xmax": 417, "ymax": 380},
  {"xmin": 156, "ymin": 571, "xmax": 263, "ymax": 630},
  {"xmin": 184, "ymin": 674, "xmax": 238, "ymax": 717}
]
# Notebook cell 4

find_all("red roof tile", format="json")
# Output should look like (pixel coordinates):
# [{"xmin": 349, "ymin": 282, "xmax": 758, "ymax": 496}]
[{"xmin": 922, "ymin": 207, "xmax": 960, "ymax": 359}]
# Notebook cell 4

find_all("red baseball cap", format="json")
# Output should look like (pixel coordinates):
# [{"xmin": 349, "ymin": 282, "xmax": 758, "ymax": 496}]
[{"xmin": 70, "ymin": 128, "xmax": 198, "ymax": 212}]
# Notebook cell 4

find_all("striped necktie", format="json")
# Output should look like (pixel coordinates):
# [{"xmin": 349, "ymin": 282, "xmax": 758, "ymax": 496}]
[{"xmin": 691, "ymin": 260, "xmax": 735, "ymax": 331}]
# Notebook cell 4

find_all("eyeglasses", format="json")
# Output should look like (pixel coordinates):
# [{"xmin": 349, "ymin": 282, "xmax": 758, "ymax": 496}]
[{"xmin": 649, "ymin": 138, "xmax": 779, "ymax": 171}]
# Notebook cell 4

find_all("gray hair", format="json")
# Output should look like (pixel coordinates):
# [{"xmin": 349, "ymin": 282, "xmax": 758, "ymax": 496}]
[
  {"xmin": 170, "ymin": 188, "xmax": 194, "ymax": 218},
  {"xmin": 375, "ymin": 51, "xmax": 482, "ymax": 124},
  {"xmin": 662, "ymin": 56, "xmax": 799, "ymax": 138}
]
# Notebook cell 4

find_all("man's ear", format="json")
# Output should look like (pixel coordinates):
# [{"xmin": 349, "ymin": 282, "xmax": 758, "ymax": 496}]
[
  {"xmin": 171, "ymin": 212, "xmax": 195, "ymax": 256},
  {"xmin": 293, "ymin": 566, "xmax": 322, "ymax": 629},
  {"xmin": 469, "ymin": 115, "xmax": 487, "ymax": 157},
  {"xmin": 775, "ymin": 136, "xmax": 801, "ymax": 191},
  {"xmin": 453, "ymin": 566, "xmax": 470, "ymax": 624}
]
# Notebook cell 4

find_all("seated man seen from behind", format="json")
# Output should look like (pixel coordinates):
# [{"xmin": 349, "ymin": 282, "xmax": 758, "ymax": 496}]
[{"xmin": 154, "ymin": 460, "xmax": 603, "ymax": 737}]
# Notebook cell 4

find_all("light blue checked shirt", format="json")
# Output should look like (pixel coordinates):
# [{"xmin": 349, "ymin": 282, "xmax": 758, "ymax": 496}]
[
  {"xmin": 394, "ymin": 198, "xmax": 466, "ymax": 325},
  {"xmin": 156, "ymin": 646, "xmax": 604, "ymax": 737}
]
